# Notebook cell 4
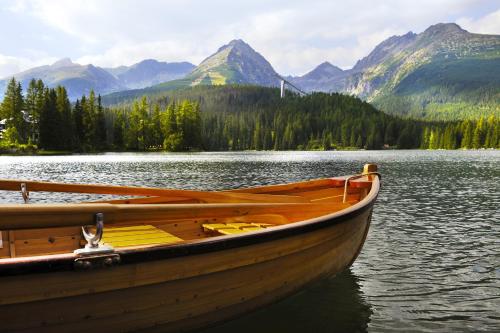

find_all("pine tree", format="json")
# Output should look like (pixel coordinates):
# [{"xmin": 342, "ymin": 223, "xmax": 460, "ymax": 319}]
[
  {"xmin": 55, "ymin": 86, "xmax": 73, "ymax": 150},
  {"xmin": 25, "ymin": 79, "xmax": 45, "ymax": 144},
  {"xmin": 472, "ymin": 117, "xmax": 485, "ymax": 149},
  {"xmin": 95, "ymin": 95, "xmax": 107, "ymax": 150},
  {"xmin": 461, "ymin": 121, "xmax": 473, "ymax": 149},
  {"xmin": 253, "ymin": 119, "xmax": 262, "ymax": 150},
  {"xmin": 38, "ymin": 88, "xmax": 59, "ymax": 149},
  {"xmin": 82, "ymin": 92, "xmax": 96, "ymax": 150},
  {"xmin": 0, "ymin": 78, "xmax": 25, "ymax": 143},
  {"xmin": 73, "ymin": 99, "xmax": 84, "ymax": 150},
  {"xmin": 112, "ymin": 111, "xmax": 125, "ymax": 150},
  {"xmin": 150, "ymin": 104, "xmax": 162, "ymax": 148}
]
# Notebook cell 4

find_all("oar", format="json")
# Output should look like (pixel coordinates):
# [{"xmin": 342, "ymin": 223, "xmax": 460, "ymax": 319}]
[{"xmin": 0, "ymin": 179, "xmax": 310, "ymax": 204}]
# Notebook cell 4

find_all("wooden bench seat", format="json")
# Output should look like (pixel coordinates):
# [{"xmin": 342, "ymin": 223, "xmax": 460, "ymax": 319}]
[
  {"xmin": 202, "ymin": 222, "xmax": 273, "ymax": 236},
  {"xmin": 101, "ymin": 225, "xmax": 183, "ymax": 248}
]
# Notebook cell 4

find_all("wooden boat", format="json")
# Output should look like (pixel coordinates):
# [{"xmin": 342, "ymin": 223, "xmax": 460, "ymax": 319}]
[{"xmin": 0, "ymin": 164, "xmax": 380, "ymax": 333}]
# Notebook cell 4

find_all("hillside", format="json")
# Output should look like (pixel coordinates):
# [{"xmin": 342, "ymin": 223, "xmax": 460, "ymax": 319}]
[
  {"xmin": 102, "ymin": 85, "xmax": 430, "ymax": 150},
  {"xmin": 187, "ymin": 39, "xmax": 280, "ymax": 86},
  {"xmin": 293, "ymin": 23, "xmax": 500, "ymax": 120},
  {"xmin": 103, "ymin": 39, "xmax": 282, "ymax": 104},
  {"xmin": 91, "ymin": 85, "xmax": 500, "ymax": 151},
  {"xmin": 2, "ymin": 79, "xmax": 497, "ymax": 153}
]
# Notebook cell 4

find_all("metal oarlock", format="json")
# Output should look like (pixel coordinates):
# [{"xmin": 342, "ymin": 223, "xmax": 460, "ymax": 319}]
[
  {"xmin": 74, "ymin": 212, "xmax": 114, "ymax": 256},
  {"xmin": 20, "ymin": 183, "xmax": 29, "ymax": 203},
  {"xmin": 74, "ymin": 212, "xmax": 120, "ymax": 270}
]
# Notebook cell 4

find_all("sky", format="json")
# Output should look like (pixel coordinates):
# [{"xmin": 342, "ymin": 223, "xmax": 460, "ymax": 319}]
[{"xmin": 0, "ymin": 0, "xmax": 499, "ymax": 78}]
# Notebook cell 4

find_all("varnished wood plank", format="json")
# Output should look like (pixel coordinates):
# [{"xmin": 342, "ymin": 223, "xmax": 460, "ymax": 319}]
[
  {"xmin": 0, "ymin": 232, "xmax": 9, "ymax": 259},
  {"xmin": 0, "ymin": 179, "xmax": 311, "ymax": 204},
  {"xmin": 13, "ymin": 236, "xmax": 80, "ymax": 257},
  {"xmin": 0, "ymin": 212, "xmax": 369, "ymax": 306},
  {"xmin": 0, "ymin": 202, "xmax": 349, "ymax": 230},
  {"xmin": 0, "ymin": 219, "xmax": 367, "ymax": 332},
  {"xmin": 8, "ymin": 231, "xmax": 15, "ymax": 258}
]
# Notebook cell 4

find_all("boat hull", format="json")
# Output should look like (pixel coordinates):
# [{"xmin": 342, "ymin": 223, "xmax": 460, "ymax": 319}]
[{"xmin": 0, "ymin": 205, "xmax": 373, "ymax": 333}]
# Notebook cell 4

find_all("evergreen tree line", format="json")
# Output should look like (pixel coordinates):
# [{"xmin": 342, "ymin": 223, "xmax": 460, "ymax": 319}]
[
  {"xmin": 420, "ymin": 117, "xmax": 499, "ymax": 149},
  {"xmin": 126, "ymin": 85, "xmax": 500, "ymax": 150},
  {"xmin": 1, "ymin": 80, "xmax": 498, "ymax": 152},
  {"xmin": 112, "ymin": 97, "xmax": 202, "ymax": 151},
  {"xmin": 0, "ymin": 77, "xmax": 202, "ymax": 152},
  {"xmin": 0, "ymin": 77, "xmax": 107, "ymax": 151}
]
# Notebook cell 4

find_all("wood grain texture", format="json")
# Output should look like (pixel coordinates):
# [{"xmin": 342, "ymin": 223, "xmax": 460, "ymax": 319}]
[
  {"xmin": 0, "ymin": 168, "xmax": 380, "ymax": 333},
  {"xmin": 0, "ymin": 210, "xmax": 370, "ymax": 333},
  {"xmin": 0, "ymin": 179, "xmax": 311, "ymax": 204}
]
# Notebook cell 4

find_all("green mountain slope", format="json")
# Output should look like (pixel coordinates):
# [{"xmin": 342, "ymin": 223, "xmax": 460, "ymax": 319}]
[
  {"xmin": 297, "ymin": 23, "xmax": 500, "ymax": 120},
  {"xmin": 106, "ymin": 85, "xmax": 499, "ymax": 151},
  {"xmin": 368, "ymin": 24, "xmax": 500, "ymax": 120},
  {"xmin": 374, "ymin": 58, "xmax": 500, "ymax": 119},
  {"xmin": 103, "ymin": 23, "xmax": 499, "ymax": 120},
  {"xmin": 103, "ymin": 39, "xmax": 281, "ymax": 104}
]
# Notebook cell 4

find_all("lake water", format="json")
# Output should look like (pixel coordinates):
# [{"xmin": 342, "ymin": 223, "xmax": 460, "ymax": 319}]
[{"xmin": 0, "ymin": 150, "xmax": 498, "ymax": 332}]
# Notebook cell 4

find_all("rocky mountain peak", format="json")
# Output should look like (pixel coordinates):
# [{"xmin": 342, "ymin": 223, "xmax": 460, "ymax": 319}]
[
  {"xmin": 51, "ymin": 58, "xmax": 74, "ymax": 68},
  {"xmin": 303, "ymin": 62, "xmax": 343, "ymax": 80},
  {"xmin": 352, "ymin": 31, "xmax": 417, "ymax": 72},
  {"xmin": 187, "ymin": 39, "xmax": 279, "ymax": 86},
  {"xmin": 423, "ymin": 23, "xmax": 467, "ymax": 37}
]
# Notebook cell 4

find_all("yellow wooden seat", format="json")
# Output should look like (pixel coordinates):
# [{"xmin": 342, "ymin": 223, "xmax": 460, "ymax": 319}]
[
  {"xmin": 218, "ymin": 229, "xmax": 249, "ymax": 235},
  {"xmin": 202, "ymin": 224, "xmax": 230, "ymax": 232},
  {"xmin": 240, "ymin": 227, "xmax": 264, "ymax": 232},
  {"xmin": 253, "ymin": 223, "xmax": 273, "ymax": 227},
  {"xmin": 101, "ymin": 225, "xmax": 183, "ymax": 248},
  {"xmin": 227, "ymin": 223, "xmax": 255, "ymax": 229},
  {"xmin": 202, "ymin": 222, "xmax": 273, "ymax": 236}
]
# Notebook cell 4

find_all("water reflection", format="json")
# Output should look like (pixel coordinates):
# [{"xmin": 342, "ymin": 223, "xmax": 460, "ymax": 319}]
[{"xmin": 197, "ymin": 269, "xmax": 372, "ymax": 333}]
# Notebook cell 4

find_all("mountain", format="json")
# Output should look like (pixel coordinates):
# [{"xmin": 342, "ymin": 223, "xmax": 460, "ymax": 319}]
[
  {"xmin": 105, "ymin": 59, "xmax": 195, "ymax": 89},
  {"xmin": 186, "ymin": 39, "xmax": 280, "ymax": 86},
  {"xmin": 290, "ymin": 62, "xmax": 345, "ymax": 92},
  {"xmin": 3, "ymin": 24, "xmax": 496, "ymax": 119},
  {"xmin": 0, "ymin": 58, "xmax": 195, "ymax": 100},
  {"xmin": 103, "ymin": 39, "xmax": 282, "ymax": 103},
  {"xmin": 105, "ymin": 25, "xmax": 499, "ymax": 119},
  {"xmin": 0, "ymin": 58, "xmax": 124, "ymax": 100},
  {"xmin": 294, "ymin": 23, "xmax": 500, "ymax": 119}
]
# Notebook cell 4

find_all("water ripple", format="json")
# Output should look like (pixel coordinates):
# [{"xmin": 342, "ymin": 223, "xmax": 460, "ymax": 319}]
[{"xmin": 0, "ymin": 150, "xmax": 499, "ymax": 332}]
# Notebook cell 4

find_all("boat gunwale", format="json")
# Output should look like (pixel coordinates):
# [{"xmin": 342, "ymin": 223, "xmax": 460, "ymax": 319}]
[{"xmin": 0, "ymin": 176, "xmax": 379, "ymax": 276}]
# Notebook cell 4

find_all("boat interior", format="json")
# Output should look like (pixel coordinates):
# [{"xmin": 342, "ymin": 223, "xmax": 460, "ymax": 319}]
[{"xmin": 0, "ymin": 170, "xmax": 377, "ymax": 259}]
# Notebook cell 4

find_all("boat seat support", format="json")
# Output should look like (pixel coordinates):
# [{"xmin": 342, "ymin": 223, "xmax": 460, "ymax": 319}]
[{"xmin": 343, "ymin": 171, "xmax": 381, "ymax": 203}]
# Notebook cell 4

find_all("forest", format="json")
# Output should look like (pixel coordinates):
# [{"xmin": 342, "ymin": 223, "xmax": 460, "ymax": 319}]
[{"xmin": 0, "ymin": 78, "xmax": 498, "ymax": 153}]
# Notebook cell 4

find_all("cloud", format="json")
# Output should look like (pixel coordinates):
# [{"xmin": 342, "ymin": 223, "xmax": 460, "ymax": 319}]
[
  {"xmin": 0, "ymin": 54, "xmax": 57, "ymax": 79},
  {"xmin": 7, "ymin": 0, "xmax": 28, "ymax": 13},
  {"xmin": 458, "ymin": 9, "xmax": 500, "ymax": 34},
  {"xmin": 0, "ymin": 0, "xmax": 498, "ymax": 77},
  {"xmin": 76, "ymin": 40, "xmax": 212, "ymax": 68}
]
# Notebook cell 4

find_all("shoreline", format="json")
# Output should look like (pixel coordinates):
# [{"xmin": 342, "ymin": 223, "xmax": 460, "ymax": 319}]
[{"xmin": 1, "ymin": 148, "xmax": 498, "ymax": 156}]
